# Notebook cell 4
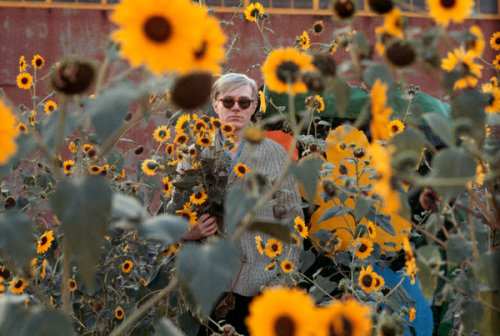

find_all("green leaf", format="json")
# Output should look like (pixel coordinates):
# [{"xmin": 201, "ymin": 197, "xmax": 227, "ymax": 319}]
[
  {"xmin": 422, "ymin": 112, "xmax": 455, "ymax": 147},
  {"xmin": 154, "ymin": 317, "xmax": 186, "ymax": 336},
  {"xmin": 290, "ymin": 156, "xmax": 322, "ymax": 206},
  {"xmin": 446, "ymin": 233, "xmax": 473, "ymax": 265},
  {"xmin": 353, "ymin": 197, "xmax": 374, "ymax": 222},
  {"xmin": 362, "ymin": 63, "xmax": 393, "ymax": 87},
  {"xmin": 139, "ymin": 214, "xmax": 189, "ymax": 246},
  {"xmin": 176, "ymin": 239, "xmax": 241, "ymax": 318},
  {"xmin": 477, "ymin": 291, "xmax": 500, "ymax": 336},
  {"xmin": 416, "ymin": 245, "xmax": 441, "ymax": 300},
  {"xmin": 51, "ymin": 175, "xmax": 112, "ymax": 291},
  {"xmin": 299, "ymin": 250, "xmax": 316, "ymax": 272},
  {"xmin": 111, "ymin": 193, "xmax": 147, "ymax": 224},
  {"xmin": 374, "ymin": 213, "xmax": 395, "ymax": 236},
  {"xmin": 460, "ymin": 300, "xmax": 483, "ymax": 335},
  {"xmin": 317, "ymin": 205, "xmax": 351, "ymax": 223},
  {"xmin": 450, "ymin": 89, "xmax": 487, "ymax": 143},
  {"xmin": 390, "ymin": 126, "xmax": 427, "ymax": 155},
  {"xmin": 88, "ymin": 81, "xmax": 143, "ymax": 143},
  {"xmin": 309, "ymin": 275, "xmax": 337, "ymax": 304},
  {"xmin": 431, "ymin": 147, "xmax": 476, "ymax": 202},
  {"xmin": 0, "ymin": 295, "xmax": 29, "ymax": 335},
  {"xmin": 224, "ymin": 187, "xmax": 258, "ymax": 235},
  {"xmin": 330, "ymin": 78, "xmax": 351, "ymax": 117},
  {"xmin": 0, "ymin": 211, "xmax": 35, "ymax": 275},
  {"xmin": 42, "ymin": 111, "xmax": 85, "ymax": 149},
  {"xmin": 474, "ymin": 250, "xmax": 500, "ymax": 291},
  {"xmin": 20, "ymin": 307, "xmax": 76, "ymax": 336},
  {"xmin": 177, "ymin": 312, "xmax": 201, "ymax": 336},
  {"xmin": 248, "ymin": 221, "xmax": 293, "ymax": 243}
]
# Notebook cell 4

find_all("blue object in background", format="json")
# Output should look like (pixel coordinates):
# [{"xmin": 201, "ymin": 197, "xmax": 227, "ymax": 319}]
[{"xmin": 374, "ymin": 266, "xmax": 434, "ymax": 336}]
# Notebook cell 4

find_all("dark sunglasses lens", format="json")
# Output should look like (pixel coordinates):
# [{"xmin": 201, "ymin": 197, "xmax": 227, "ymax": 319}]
[
  {"xmin": 222, "ymin": 99, "xmax": 235, "ymax": 108},
  {"xmin": 239, "ymin": 99, "xmax": 252, "ymax": 109}
]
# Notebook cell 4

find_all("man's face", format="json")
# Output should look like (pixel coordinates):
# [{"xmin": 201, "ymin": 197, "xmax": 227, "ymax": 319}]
[{"xmin": 212, "ymin": 84, "xmax": 257, "ymax": 133}]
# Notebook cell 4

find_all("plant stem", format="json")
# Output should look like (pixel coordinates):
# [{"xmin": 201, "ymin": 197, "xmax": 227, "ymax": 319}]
[{"xmin": 61, "ymin": 246, "xmax": 71, "ymax": 314}]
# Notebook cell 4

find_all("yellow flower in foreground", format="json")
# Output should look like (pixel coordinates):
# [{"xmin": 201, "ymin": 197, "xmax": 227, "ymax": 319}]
[
  {"xmin": 37, "ymin": 230, "xmax": 55, "ymax": 254},
  {"xmin": 9, "ymin": 278, "xmax": 27, "ymax": 294},
  {"xmin": 262, "ymin": 48, "xmax": 314, "ymax": 94},
  {"xmin": 141, "ymin": 159, "xmax": 159, "ymax": 176},
  {"xmin": 111, "ymin": 0, "xmax": 206, "ymax": 74},
  {"xmin": 384, "ymin": 8, "xmax": 404, "ymax": 39},
  {"xmin": 427, "ymin": 0, "xmax": 473, "ymax": 27},
  {"xmin": 316, "ymin": 298, "xmax": 372, "ymax": 336},
  {"xmin": 441, "ymin": 47, "xmax": 482, "ymax": 78},
  {"xmin": 0, "ymin": 100, "xmax": 19, "ymax": 165},
  {"xmin": 191, "ymin": 14, "xmax": 226, "ymax": 74},
  {"xmin": 122, "ymin": 260, "xmax": 133, "ymax": 273},
  {"xmin": 17, "ymin": 72, "xmax": 33, "ymax": 90},
  {"xmin": 246, "ymin": 287, "xmax": 315, "ymax": 336},
  {"xmin": 465, "ymin": 25, "xmax": 485, "ymax": 58},
  {"xmin": 244, "ymin": 2, "xmax": 264, "ymax": 22}
]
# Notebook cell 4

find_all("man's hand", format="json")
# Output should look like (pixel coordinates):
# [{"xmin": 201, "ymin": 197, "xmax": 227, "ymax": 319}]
[{"xmin": 183, "ymin": 213, "xmax": 218, "ymax": 240}]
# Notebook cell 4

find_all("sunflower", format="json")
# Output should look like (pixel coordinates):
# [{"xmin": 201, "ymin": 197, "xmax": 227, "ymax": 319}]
[
  {"xmin": 264, "ymin": 238, "xmax": 282, "ymax": 258},
  {"xmin": 298, "ymin": 31, "xmax": 310, "ymax": 51},
  {"xmin": 140, "ymin": 278, "xmax": 147, "ymax": 286},
  {"xmin": 210, "ymin": 117, "xmax": 222, "ymax": 129},
  {"xmin": 29, "ymin": 110, "xmax": 36, "ymax": 126},
  {"xmin": 68, "ymin": 279, "xmax": 77, "ymax": 291},
  {"xmin": 37, "ymin": 230, "xmax": 55, "ymax": 254},
  {"xmin": 316, "ymin": 298, "xmax": 372, "ymax": 336},
  {"xmin": 162, "ymin": 176, "xmax": 173, "ymax": 196},
  {"xmin": 19, "ymin": 56, "xmax": 26, "ymax": 72},
  {"xmin": 221, "ymin": 123, "xmax": 235, "ymax": 136},
  {"xmin": 262, "ymin": 48, "xmax": 314, "ymax": 94},
  {"xmin": 358, "ymin": 265, "xmax": 376, "ymax": 293},
  {"xmin": 63, "ymin": 160, "xmax": 75, "ymax": 174},
  {"xmin": 441, "ymin": 47, "xmax": 483, "ymax": 87},
  {"xmin": 312, "ymin": 20, "xmax": 324, "ymax": 35},
  {"xmin": 41, "ymin": 259, "xmax": 47, "ymax": 280},
  {"xmin": 409, "ymin": 308, "xmax": 416, "ymax": 322},
  {"xmin": 244, "ymin": 2, "xmax": 264, "ymax": 22},
  {"xmin": 68, "ymin": 141, "xmax": 76, "ymax": 153},
  {"xmin": 31, "ymin": 54, "xmax": 45, "ymax": 69},
  {"xmin": 190, "ymin": 188, "xmax": 208, "ymax": 205},
  {"xmin": 291, "ymin": 233, "xmax": 301, "ymax": 245},
  {"xmin": 255, "ymin": 235, "xmax": 264, "ymax": 255},
  {"xmin": 482, "ymin": 84, "xmax": 500, "ymax": 113},
  {"xmin": 122, "ymin": 260, "xmax": 133, "ymax": 273},
  {"xmin": 244, "ymin": 125, "xmax": 264, "ymax": 144},
  {"xmin": 388, "ymin": 119, "xmax": 405, "ymax": 136},
  {"xmin": 490, "ymin": 76, "xmax": 499, "ymax": 87},
  {"xmin": 192, "ymin": 15, "xmax": 226, "ymax": 74},
  {"xmin": 246, "ymin": 287, "xmax": 316, "ymax": 336},
  {"xmin": 165, "ymin": 144, "xmax": 175, "ymax": 156},
  {"xmin": 383, "ymin": 8, "xmax": 404, "ymax": 39},
  {"xmin": 490, "ymin": 32, "xmax": 500, "ymax": 51},
  {"xmin": 369, "ymin": 143, "xmax": 400, "ymax": 215},
  {"xmin": 16, "ymin": 122, "xmax": 27, "ymax": 133},
  {"xmin": 17, "ymin": 72, "xmax": 33, "ymax": 90},
  {"xmin": 88, "ymin": 165, "xmax": 102, "ymax": 175},
  {"xmin": 281, "ymin": 260, "xmax": 294, "ymax": 273},
  {"xmin": 175, "ymin": 114, "xmax": 191, "ymax": 133},
  {"xmin": 174, "ymin": 133, "xmax": 188, "ymax": 146},
  {"xmin": 373, "ymin": 273, "xmax": 385, "ymax": 290},
  {"xmin": 315, "ymin": 95, "xmax": 325, "ymax": 112},
  {"xmin": 258, "ymin": 90, "xmax": 267, "ymax": 113},
  {"xmin": 176, "ymin": 151, "xmax": 185, "ymax": 162},
  {"xmin": 197, "ymin": 134, "xmax": 212, "ymax": 147},
  {"xmin": 370, "ymin": 79, "xmax": 393, "ymax": 141},
  {"xmin": 353, "ymin": 237, "xmax": 374, "ymax": 259},
  {"xmin": 9, "ymin": 278, "xmax": 26, "ymax": 294},
  {"xmin": 111, "ymin": 0, "xmax": 206, "ymax": 74},
  {"xmin": 0, "ymin": 100, "xmax": 18, "ymax": 165},
  {"xmin": 465, "ymin": 25, "xmax": 485, "ymax": 58},
  {"xmin": 141, "ymin": 159, "xmax": 159, "ymax": 176},
  {"xmin": 115, "ymin": 307, "xmax": 125, "ymax": 320},
  {"xmin": 234, "ymin": 163, "xmax": 250, "ymax": 178},
  {"xmin": 294, "ymin": 216, "xmax": 308, "ymax": 238},
  {"xmin": 83, "ymin": 144, "xmax": 94, "ymax": 152},
  {"xmin": 44, "ymin": 100, "xmax": 57, "ymax": 115},
  {"xmin": 193, "ymin": 120, "xmax": 208, "ymax": 133},
  {"xmin": 493, "ymin": 54, "xmax": 500, "ymax": 71},
  {"xmin": 175, "ymin": 208, "xmax": 198, "ymax": 226},
  {"xmin": 427, "ymin": 0, "xmax": 473, "ymax": 27},
  {"xmin": 265, "ymin": 261, "xmax": 277, "ymax": 271},
  {"xmin": 153, "ymin": 125, "xmax": 171, "ymax": 142}
]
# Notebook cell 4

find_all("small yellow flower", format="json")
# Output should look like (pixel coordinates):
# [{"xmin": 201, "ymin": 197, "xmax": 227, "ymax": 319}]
[
  {"xmin": 31, "ymin": 54, "xmax": 45, "ymax": 69},
  {"xmin": 9, "ymin": 278, "xmax": 26, "ymax": 294},
  {"xmin": 388, "ymin": 119, "xmax": 405, "ymax": 137},
  {"xmin": 88, "ymin": 165, "xmax": 102, "ymax": 175},
  {"xmin": 122, "ymin": 260, "xmax": 133, "ymax": 273},
  {"xmin": 358, "ymin": 265, "xmax": 376, "ymax": 293},
  {"xmin": 141, "ymin": 159, "xmax": 159, "ymax": 176},
  {"xmin": 37, "ymin": 230, "xmax": 55, "ymax": 254},
  {"xmin": 68, "ymin": 279, "xmax": 77, "ymax": 291},
  {"xmin": 294, "ymin": 216, "xmax": 308, "ymax": 238},
  {"xmin": 115, "ymin": 307, "xmax": 124, "ymax": 320},
  {"xmin": 244, "ymin": 2, "xmax": 264, "ymax": 22},
  {"xmin": 264, "ymin": 238, "xmax": 282, "ymax": 258},
  {"xmin": 162, "ymin": 176, "xmax": 173, "ymax": 196},
  {"xmin": 69, "ymin": 141, "xmax": 76, "ymax": 153},
  {"xmin": 17, "ymin": 72, "xmax": 33, "ymax": 90},
  {"xmin": 255, "ymin": 235, "xmax": 264, "ymax": 255},
  {"xmin": 281, "ymin": 260, "xmax": 294, "ymax": 273},
  {"xmin": 16, "ymin": 122, "xmax": 27, "ymax": 133},
  {"xmin": 298, "ymin": 31, "xmax": 310, "ymax": 51},
  {"xmin": 19, "ymin": 55, "xmax": 26, "ymax": 72},
  {"xmin": 190, "ymin": 188, "xmax": 208, "ymax": 205},
  {"xmin": 153, "ymin": 125, "xmax": 171, "ymax": 142},
  {"xmin": 409, "ymin": 307, "xmax": 416, "ymax": 322},
  {"xmin": 44, "ymin": 101, "xmax": 57, "ymax": 115},
  {"xmin": 234, "ymin": 163, "xmax": 250, "ymax": 178},
  {"xmin": 352, "ymin": 237, "xmax": 373, "ymax": 259}
]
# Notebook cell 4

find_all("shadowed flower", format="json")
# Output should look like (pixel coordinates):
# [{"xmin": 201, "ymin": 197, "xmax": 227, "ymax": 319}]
[
  {"xmin": 165, "ymin": 144, "xmax": 175, "ymax": 156},
  {"xmin": 465, "ymin": 25, "xmax": 485, "ymax": 58},
  {"xmin": 122, "ymin": 260, "xmax": 133, "ymax": 273},
  {"xmin": 262, "ymin": 48, "xmax": 314, "ymax": 94},
  {"xmin": 68, "ymin": 279, "xmax": 77, "ymax": 291},
  {"xmin": 141, "ymin": 159, "xmax": 159, "ymax": 176},
  {"xmin": 246, "ymin": 287, "xmax": 316, "ymax": 336},
  {"xmin": 312, "ymin": 20, "xmax": 324, "ymax": 35},
  {"xmin": 115, "ymin": 307, "xmax": 124, "ymax": 319},
  {"xmin": 192, "ymin": 15, "xmax": 226, "ymax": 74},
  {"xmin": 37, "ymin": 230, "xmax": 55, "ymax": 254},
  {"xmin": 368, "ymin": 0, "xmax": 394, "ymax": 14},
  {"xmin": 63, "ymin": 160, "xmax": 75, "ymax": 174},
  {"xmin": 9, "ymin": 278, "xmax": 27, "ymax": 294},
  {"xmin": 111, "ymin": 0, "xmax": 206, "ymax": 74},
  {"xmin": 316, "ymin": 298, "xmax": 372, "ymax": 336},
  {"xmin": 17, "ymin": 72, "xmax": 33, "ymax": 90},
  {"xmin": 162, "ymin": 176, "xmax": 173, "ymax": 196},
  {"xmin": 331, "ymin": 0, "xmax": 356, "ymax": 20},
  {"xmin": 373, "ymin": 273, "xmax": 385, "ymax": 290},
  {"xmin": 244, "ymin": 2, "xmax": 264, "ymax": 22},
  {"xmin": 482, "ymin": 83, "xmax": 500, "ymax": 113},
  {"xmin": 244, "ymin": 125, "xmax": 264, "ymax": 144}
]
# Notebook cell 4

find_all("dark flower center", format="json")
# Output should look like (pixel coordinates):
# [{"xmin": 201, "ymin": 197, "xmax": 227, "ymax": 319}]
[
  {"xmin": 359, "ymin": 243, "xmax": 368, "ymax": 252},
  {"xmin": 362, "ymin": 274, "xmax": 373, "ymax": 287},
  {"xmin": 159, "ymin": 130, "xmax": 166, "ymax": 138},
  {"xmin": 35, "ymin": 58, "xmax": 43, "ymax": 67},
  {"xmin": 238, "ymin": 166, "xmax": 246, "ymax": 174},
  {"xmin": 374, "ymin": 277, "xmax": 380, "ymax": 287},
  {"xmin": 380, "ymin": 325, "xmax": 397, "ymax": 336},
  {"xmin": 271, "ymin": 243, "xmax": 278, "ymax": 251},
  {"xmin": 284, "ymin": 263, "xmax": 292, "ymax": 270},
  {"xmin": 274, "ymin": 315, "xmax": 296, "ymax": 336},
  {"xmin": 251, "ymin": 8, "xmax": 260, "ymax": 18},
  {"xmin": 201, "ymin": 137, "xmax": 210, "ymax": 144},
  {"xmin": 22, "ymin": 77, "xmax": 28, "ymax": 84},
  {"xmin": 164, "ymin": 183, "xmax": 170, "ymax": 191},
  {"xmin": 41, "ymin": 236, "xmax": 48, "ymax": 245},
  {"xmin": 496, "ymin": 37, "xmax": 500, "ymax": 45},
  {"xmin": 297, "ymin": 225, "xmax": 303, "ymax": 232},
  {"xmin": 392, "ymin": 124, "xmax": 399, "ymax": 132},
  {"xmin": 440, "ymin": 0, "xmax": 456, "ymax": 8},
  {"xmin": 339, "ymin": 164, "xmax": 348, "ymax": 175},
  {"xmin": 276, "ymin": 61, "xmax": 300, "ymax": 84},
  {"xmin": 49, "ymin": 105, "xmax": 54, "ymax": 111},
  {"xmin": 314, "ymin": 23, "xmax": 323, "ymax": 33},
  {"xmin": 147, "ymin": 161, "xmax": 157, "ymax": 170},
  {"xmin": 329, "ymin": 316, "xmax": 353, "ymax": 336},
  {"xmin": 178, "ymin": 135, "xmax": 187, "ymax": 143},
  {"xmin": 144, "ymin": 16, "xmax": 172, "ymax": 43},
  {"xmin": 15, "ymin": 280, "xmax": 23, "ymax": 288},
  {"xmin": 334, "ymin": 0, "xmax": 355, "ymax": 19},
  {"xmin": 124, "ymin": 263, "xmax": 130, "ymax": 269},
  {"xmin": 194, "ymin": 41, "xmax": 208, "ymax": 60},
  {"xmin": 195, "ymin": 192, "xmax": 202, "ymax": 199}
]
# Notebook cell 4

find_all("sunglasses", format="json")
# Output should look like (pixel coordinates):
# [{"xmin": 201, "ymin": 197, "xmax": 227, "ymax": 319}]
[{"xmin": 219, "ymin": 97, "xmax": 254, "ymax": 109}]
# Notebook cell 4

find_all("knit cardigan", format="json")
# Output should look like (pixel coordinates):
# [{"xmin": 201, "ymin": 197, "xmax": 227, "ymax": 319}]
[{"xmin": 226, "ymin": 137, "xmax": 304, "ymax": 296}]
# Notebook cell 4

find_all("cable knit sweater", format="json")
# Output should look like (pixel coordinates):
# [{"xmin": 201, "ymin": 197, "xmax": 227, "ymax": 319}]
[{"xmin": 227, "ymin": 137, "xmax": 304, "ymax": 296}]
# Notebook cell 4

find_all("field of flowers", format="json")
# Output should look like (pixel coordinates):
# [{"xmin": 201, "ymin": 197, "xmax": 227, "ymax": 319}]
[{"xmin": 0, "ymin": 0, "xmax": 499, "ymax": 335}]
